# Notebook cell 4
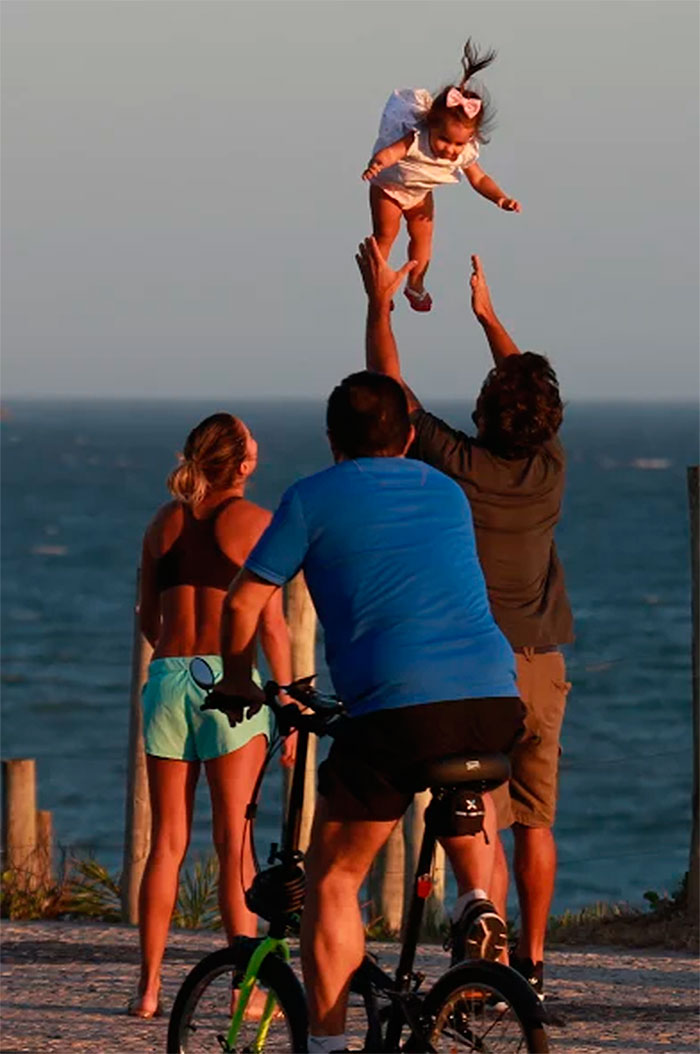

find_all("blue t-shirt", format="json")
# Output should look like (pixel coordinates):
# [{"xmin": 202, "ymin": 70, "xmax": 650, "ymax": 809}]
[{"xmin": 246, "ymin": 458, "xmax": 516, "ymax": 717}]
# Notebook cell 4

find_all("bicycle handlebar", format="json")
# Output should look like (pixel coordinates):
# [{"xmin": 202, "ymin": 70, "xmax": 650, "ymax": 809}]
[
  {"xmin": 191, "ymin": 658, "xmax": 345, "ymax": 737},
  {"xmin": 262, "ymin": 677, "xmax": 346, "ymax": 736}
]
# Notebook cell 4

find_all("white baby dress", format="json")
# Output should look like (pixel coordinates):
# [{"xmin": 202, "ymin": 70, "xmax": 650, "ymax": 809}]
[{"xmin": 371, "ymin": 88, "xmax": 480, "ymax": 210}]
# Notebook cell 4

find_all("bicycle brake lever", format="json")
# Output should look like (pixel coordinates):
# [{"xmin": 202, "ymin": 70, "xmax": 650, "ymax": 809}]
[{"xmin": 282, "ymin": 676, "xmax": 317, "ymax": 705}]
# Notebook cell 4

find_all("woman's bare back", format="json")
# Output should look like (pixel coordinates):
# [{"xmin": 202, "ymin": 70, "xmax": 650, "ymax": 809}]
[{"xmin": 140, "ymin": 492, "xmax": 272, "ymax": 658}]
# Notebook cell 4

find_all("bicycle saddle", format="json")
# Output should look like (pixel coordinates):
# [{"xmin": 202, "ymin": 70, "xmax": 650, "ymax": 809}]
[{"xmin": 413, "ymin": 752, "xmax": 510, "ymax": 790}]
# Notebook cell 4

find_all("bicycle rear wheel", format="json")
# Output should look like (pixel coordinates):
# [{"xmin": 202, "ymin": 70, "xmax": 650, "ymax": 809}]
[
  {"xmin": 167, "ymin": 941, "xmax": 308, "ymax": 1053},
  {"xmin": 417, "ymin": 961, "xmax": 548, "ymax": 1053}
]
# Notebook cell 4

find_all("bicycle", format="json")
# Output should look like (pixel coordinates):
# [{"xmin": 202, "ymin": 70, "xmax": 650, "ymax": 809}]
[{"xmin": 167, "ymin": 659, "xmax": 549, "ymax": 1053}]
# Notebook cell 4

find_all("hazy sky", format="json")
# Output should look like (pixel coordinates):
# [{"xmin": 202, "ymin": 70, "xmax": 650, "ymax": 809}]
[{"xmin": 2, "ymin": 1, "xmax": 698, "ymax": 400}]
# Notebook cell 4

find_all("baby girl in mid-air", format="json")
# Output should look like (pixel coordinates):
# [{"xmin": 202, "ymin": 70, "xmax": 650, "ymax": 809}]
[{"xmin": 363, "ymin": 39, "xmax": 520, "ymax": 312}]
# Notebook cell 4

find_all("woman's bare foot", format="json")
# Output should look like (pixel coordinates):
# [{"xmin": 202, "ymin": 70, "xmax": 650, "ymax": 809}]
[
  {"xmin": 232, "ymin": 985, "xmax": 283, "ymax": 1021},
  {"xmin": 127, "ymin": 985, "xmax": 162, "ymax": 1018}
]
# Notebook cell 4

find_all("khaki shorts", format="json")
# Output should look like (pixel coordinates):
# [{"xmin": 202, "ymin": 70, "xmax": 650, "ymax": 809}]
[{"xmin": 492, "ymin": 650, "xmax": 571, "ymax": 829}]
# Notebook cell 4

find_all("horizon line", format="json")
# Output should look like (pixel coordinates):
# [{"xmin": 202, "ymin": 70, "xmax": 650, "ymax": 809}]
[{"xmin": 2, "ymin": 393, "xmax": 699, "ymax": 407}]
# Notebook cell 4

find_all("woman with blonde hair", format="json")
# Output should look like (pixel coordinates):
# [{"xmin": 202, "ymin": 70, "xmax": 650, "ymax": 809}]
[{"xmin": 128, "ymin": 412, "xmax": 292, "ymax": 1018}]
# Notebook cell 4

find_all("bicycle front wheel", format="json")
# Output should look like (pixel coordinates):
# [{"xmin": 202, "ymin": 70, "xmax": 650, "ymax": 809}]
[
  {"xmin": 167, "ymin": 941, "xmax": 308, "ymax": 1053},
  {"xmin": 418, "ymin": 961, "xmax": 548, "ymax": 1053}
]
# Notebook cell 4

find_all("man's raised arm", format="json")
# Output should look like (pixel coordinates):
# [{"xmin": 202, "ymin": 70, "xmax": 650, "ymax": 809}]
[
  {"xmin": 469, "ymin": 254, "xmax": 521, "ymax": 364},
  {"xmin": 355, "ymin": 238, "xmax": 421, "ymax": 412}
]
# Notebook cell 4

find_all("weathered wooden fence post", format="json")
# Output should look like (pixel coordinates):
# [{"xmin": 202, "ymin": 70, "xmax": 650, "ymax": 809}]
[
  {"xmin": 285, "ymin": 572, "xmax": 318, "ymax": 853},
  {"xmin": 121, "ymin": 568, "xmax": 153, "ymax": 924},
  {"xmin": 2, "ymin": 758, "xmax": 39, "ymax": 890},
  {"xmin": 368, "ymin": 822, "xmax": 405, "ymax": 936},
  {"xmin": 687, "ymin": 466, "xmax": 699, "ymax": 914},
  {"xmin": 36, "ymin": 809, "xmax": 54, "ymax": 888},
  {"xmin": 404, "ymin": 791, "xmax": 447, "ymax": 940}
]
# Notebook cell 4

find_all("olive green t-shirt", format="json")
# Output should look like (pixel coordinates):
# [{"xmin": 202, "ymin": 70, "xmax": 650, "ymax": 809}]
[{"xmin": 410, "ymin": 409, "xmax": 574, "ymax": 649}]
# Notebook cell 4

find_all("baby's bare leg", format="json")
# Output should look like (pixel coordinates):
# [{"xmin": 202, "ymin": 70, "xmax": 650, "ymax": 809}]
[
  {"xmin": 369, "ymin": 184, "xmax": 403, "ymax": 260},
  {"xmin": 404, "ymin": 192, "xmax": 434, "ymax": 293}
]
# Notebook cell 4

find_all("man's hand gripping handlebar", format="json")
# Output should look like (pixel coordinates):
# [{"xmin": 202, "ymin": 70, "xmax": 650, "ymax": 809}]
[{"xmin": 190, "ymin": 658, "xmax": 345, "ymax": 738}]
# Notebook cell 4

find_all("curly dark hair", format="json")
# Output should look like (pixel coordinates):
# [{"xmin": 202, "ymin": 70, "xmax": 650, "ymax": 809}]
[
  {"xmin": 426, "ymin": 38, "xmax": 497, "ymax": 144},
  {"xmin": 472, "ymin": 353, "xmax": 563, "ymax": 458}
]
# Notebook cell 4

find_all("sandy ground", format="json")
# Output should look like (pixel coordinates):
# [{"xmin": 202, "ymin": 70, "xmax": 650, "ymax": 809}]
[{"xmin": 1, "ymin": 920, "xmax": 698, "ymax": 1052}]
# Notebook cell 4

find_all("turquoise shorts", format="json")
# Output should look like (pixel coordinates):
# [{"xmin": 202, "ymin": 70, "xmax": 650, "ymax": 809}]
[{"xmin": 142, "ymin": 656, "xmax": 270, "ymax": 762}]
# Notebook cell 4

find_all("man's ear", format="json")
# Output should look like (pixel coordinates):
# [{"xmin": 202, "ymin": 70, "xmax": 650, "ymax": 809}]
[
  {"xmin": 327, "ymin": 430, "xmax": 346, "ymax": 463},
  {"xmin": 401, "ymin": 424, "xmax": 416, "ymax": 456}
]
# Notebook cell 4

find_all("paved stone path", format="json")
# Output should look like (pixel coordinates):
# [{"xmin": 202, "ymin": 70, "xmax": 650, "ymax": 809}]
[{"xmin": 2, "ymin": 920, "xmax": 697, "ymax": 1052}]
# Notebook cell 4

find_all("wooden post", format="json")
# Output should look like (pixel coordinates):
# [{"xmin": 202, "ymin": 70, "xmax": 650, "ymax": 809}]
[
  {"xmin": 36, "ymin": 810, "xmax": 54, "ymax": 888},
  {"xmin": 285, "ymin": 572, "xmax": 318, "ymax": 853},
  {"xmin": 121, "ymin": 569, "xmax": 153, "ymax": 924},
  {"xmin": 404, "ymin": 791, "xmax": 447, "ymax": 940},
  {"xmin": 368, "ymin": 822, "xmax": 405, "ymax": 936},
  {"xmin": 687, "ymin": 466, "xmax": 699, "ymax": 914},
  {"xmin": 2, "ymin": 759, "xmax": 38, "ymax": 890},
  {"xmin": 429, "ymin": 842, "xmax": 447, "ymax": 939}
]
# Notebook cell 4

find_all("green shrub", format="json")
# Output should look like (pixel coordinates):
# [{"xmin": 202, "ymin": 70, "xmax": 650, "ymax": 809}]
[
  {"xmin": 173, "ymin": 854, "xmax": 222, "ymax": 930},
  {"xmin": 1, "ymin": 849, "xmax": 224, "ymax": 929},
  {"xmin": 64, "ymin": 856, "xmax": 121, "ymax": 921}
]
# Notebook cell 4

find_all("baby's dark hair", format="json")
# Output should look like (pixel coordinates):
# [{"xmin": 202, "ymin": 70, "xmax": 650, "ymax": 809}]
[
  {"xmin": 472, "ymin": 353, "xmax": 563, "ymax": 458},
  {"xmin": 426, "ymin": 38, "xmax": 497, "ymax": 144}
]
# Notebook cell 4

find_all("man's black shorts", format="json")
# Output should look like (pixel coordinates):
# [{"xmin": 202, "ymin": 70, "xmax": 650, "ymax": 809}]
[{"xmin": 318, "ymin": 696, "xmax": 525, "ymax": 822}]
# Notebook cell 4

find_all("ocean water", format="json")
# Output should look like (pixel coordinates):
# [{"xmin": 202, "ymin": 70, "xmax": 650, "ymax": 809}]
[{"xmin": 1, "ymin": 398, "xmax": 698, "ymax": 914}]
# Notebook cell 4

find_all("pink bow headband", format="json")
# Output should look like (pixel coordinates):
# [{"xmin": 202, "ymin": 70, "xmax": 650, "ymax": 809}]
[{"xmin": 446, "ymin": 87, "xmax": 481, "ymax": 119}]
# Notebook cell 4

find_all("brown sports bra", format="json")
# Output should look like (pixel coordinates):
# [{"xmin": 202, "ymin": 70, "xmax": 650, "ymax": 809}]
[{"xmin": 156, "ymin": 496, "xmax": 242, "ymax": 593}]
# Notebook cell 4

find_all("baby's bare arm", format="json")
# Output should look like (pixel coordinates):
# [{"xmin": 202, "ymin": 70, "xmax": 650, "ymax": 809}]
[
  {"xmin": 464, "ymin": 162, "xmax": 521, "ymax": 212},
  {"xmin": 362, "ymin": 133, "xmax": 413, "ymax": 181}
]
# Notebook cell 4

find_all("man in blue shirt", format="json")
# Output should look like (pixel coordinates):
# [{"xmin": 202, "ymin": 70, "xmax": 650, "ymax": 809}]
[{"xmin": 216, "ymin": 371, "xmax": 523, "ymax": 1054}]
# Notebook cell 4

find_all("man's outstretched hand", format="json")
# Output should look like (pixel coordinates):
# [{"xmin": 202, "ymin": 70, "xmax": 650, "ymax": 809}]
[
  {"xmin": 469, "ymin": 255, "xmax": 521, "ymax": 360},
  {"xmin": 469, "ymin": 254, "xmax": 496, "ymax": 325},
  {"xmin": 356, "ymin": 236, "xmax": 416, "ymax": 307}
]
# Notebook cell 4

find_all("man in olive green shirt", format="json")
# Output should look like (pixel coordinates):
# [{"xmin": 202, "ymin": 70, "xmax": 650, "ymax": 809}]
[{"xmin": 356, "ymin": 237, "xmax": 573, "ymax": 999}]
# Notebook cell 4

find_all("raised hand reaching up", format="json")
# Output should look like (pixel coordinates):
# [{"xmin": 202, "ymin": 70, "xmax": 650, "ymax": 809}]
[{"xmin": 355, "ymin": 236, "xmax": 416, "ymax": 309}]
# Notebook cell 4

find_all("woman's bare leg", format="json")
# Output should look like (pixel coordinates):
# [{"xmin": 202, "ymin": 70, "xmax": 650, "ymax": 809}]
[
  {"xmin": 369, "ymin": 184, "xmax": 403, "ymax": 262},
  {"xmin": 404, "ymin": 192, "xmax": 434, "ymax": 294},
  {"xmin": 205, "ymin": 734, "xmax": 267, "ymax": 940},
  {"xmin": 135, "ymin": 757, "xmax": 199, "ymax": 1013}
]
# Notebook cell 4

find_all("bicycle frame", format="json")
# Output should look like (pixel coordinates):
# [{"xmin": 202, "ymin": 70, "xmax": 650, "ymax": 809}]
[
  {"xmin": 223, "ymin": 716, "xmax": 312, "ymax": 1051},
  {"xmin": 275, "ymin": 713, "xmax": 311, "ymax": 906},
  {"xmin": 385, "ymin": 808, "xmax": 440, "ymax": 1051},
  {"xmin": 225, "ymin": 936, "xmax": 291, "ymax": 1053},
  {"xmin": 186, "ymin": 667, "xmax": 535, "ymax": 1053}
]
